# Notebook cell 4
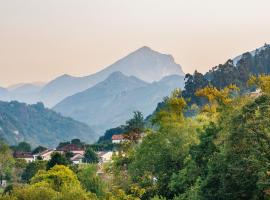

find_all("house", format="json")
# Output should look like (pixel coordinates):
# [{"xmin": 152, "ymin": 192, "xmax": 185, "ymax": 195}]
[
  {"xmin": 33, "ymin": 149, "xmax": 55, "ymax": 161},
  {"xmin": 13, "ymin": 152, "xmax": 34, "ymax": 163},
  {"xmin": 70, "ymin": 153, "xmax": 84, "ymax": 164},
  {"xmin": 97, "ymin": 151, "xmax": 117, "ymax": 163},
  {"xmin": 57, "ymin": 144, "xmax": 85, "ymax": 155},
  {"xmin": 112, "ymin": 134, "xmax": 125, "ymax": 143}
]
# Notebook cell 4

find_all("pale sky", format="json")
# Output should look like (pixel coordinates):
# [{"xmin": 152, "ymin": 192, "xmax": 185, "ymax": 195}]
[{"xmin": 1, "ymin": 0, "xmax": 270, "ymax": 87}]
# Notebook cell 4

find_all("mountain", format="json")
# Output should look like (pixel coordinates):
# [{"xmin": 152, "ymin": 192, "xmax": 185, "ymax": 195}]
[
  {"xmin": 11, "ymin": 46, "xmax": 184, "ymax": 107},
  {"xmin": 9, "ymin": 83, "xmax": 43, "ymax": 94},
  {"xmin": 7, "ymin": 82, "xmax": 46, "ymax": 91},
  {"xmin": 53, "ymin": 72, "xmax": 185, "ymax": 134},
  {"xmin": 0, "ymin": 101, "xmax": 97, "ymax": 147},
  {"xmin": 0, "ymin": 83, "xmax": 44, "ymax": 105}
]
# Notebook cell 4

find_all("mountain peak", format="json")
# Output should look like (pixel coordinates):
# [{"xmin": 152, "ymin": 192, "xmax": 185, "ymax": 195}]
[
  {"xmin": 131, "ymin": 46, "xmax": 160, "ymax": 56},
  {"xmin": 107, "ymin": 71, "xmax": 125, "ymax": 79},
  {"xmin": 137, "ymin": 46, "xmax": 152, "ymax": 52}
]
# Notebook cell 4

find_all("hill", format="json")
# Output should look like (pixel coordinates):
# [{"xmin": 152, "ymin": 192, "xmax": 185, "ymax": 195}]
[
  {"xmin": 182, "ymin": 43, "xmax": 270, "ymax": 106},
  {"xmin": 53, "ymin": 72, "xmax": 185, "ymax": 134},
  {"xmin": 0, "ymin": 101, "xmax": 97, "ymax": 147}
]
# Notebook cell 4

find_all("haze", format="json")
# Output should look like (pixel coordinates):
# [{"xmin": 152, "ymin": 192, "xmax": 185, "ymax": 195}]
[{"xmin": 1, "ymin": 0, "xmax": 270, "ymax": 86}]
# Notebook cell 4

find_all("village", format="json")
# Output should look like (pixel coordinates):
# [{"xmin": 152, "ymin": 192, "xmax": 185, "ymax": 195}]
[{"xmin": 11, "ymin": 134, "xmax": 126, "ymax": 165}]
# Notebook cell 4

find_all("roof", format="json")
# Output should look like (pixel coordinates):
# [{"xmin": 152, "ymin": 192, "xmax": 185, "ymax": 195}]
[
  {"xmin": 112, "ymin": 134, "xmax": 124, "ymax": 140},
  {"xmin": 70, "ymin": 153, "xmax": 84, "ymax": 161},
  {"xmin": 38, "ymin": 149, "xmax": 54, "ymax": 156},
  {"xmin": 57, "ymin": 144, "xmax": 84, "ymax": 152},
  {"xmin": 13, "ymin": 151, "xmax": 33, "ymax": 159}
]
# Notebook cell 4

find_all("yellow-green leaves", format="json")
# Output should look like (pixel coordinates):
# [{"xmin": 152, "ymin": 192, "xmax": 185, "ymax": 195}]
[{"xmin": 248, "ymin": 75, "xmax": 270, "ymax": 94}]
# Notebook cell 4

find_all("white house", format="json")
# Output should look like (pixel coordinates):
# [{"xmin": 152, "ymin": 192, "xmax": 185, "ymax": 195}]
[
  {"xmin": 70, "ymin": 153, "xmax": 84, "ymax": 164},
  {"xmin": 33, "ymin": 149, "xmax": 55, "ymax": 161},
  {"xmin": 97, "ymin": 151, "xmax": 114, "ymax": 163},
  {"xmin": 112, "ymin": 134, "xmax": 125, "ymax": 144}
]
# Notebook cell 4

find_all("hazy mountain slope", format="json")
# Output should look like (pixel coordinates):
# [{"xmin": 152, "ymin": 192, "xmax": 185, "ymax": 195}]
[
  {"xmin": 9, "ymin": 83, "xmax": 43, "ymax": 94},
  {"xmin": 35, "ymin": 46, "xmax": 184, "ymax": 107},
  {"xmin": 53, "ymin": 72, "xmax": 148, "ymax": 121},
  {"xmin": 0, "ymin": 87, "xmax": 8, "ymax": 96},
  {"xmin": 0, "ymin": 101, "xmax": 97, "ymax": 147},
  {"xmin": 0, "ymin": 84, "xmax": 44, "ymax": 105},
  {"xmin": 7, "ymin": 82, "xmax": 45, "ymax": 91},
  {"xmin": 53, "ymin": 72, "xmax": 185, "ymax": 134}
]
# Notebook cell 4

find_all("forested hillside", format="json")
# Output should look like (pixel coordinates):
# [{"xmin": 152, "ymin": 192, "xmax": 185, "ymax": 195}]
[
  {"xmin": 0, "ymin": 101, "xmax": 97, "ymax": 147},
  {"xmin": 183, "ymin": 44, "xmax": 270, "ymax": 105}
]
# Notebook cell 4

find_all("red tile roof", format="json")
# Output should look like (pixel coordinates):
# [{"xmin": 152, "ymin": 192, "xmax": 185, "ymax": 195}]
[
  {"xmin": 13, "ymin": 151, "xmax": 33, "ymax": 158},
  {"xmin": 112, "ymin": 134, "xmax": 124, "ymax": 140}
]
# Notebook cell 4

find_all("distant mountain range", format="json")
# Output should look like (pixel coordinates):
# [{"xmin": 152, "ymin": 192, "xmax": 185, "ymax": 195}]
[
  {"xmin": 53, "ymin": 72, "xmax": 185, "ymax": 134},
  {"xmin": 5, "ymin": 44, "xmax": 270, "ymax": 145},
  {"xmin": 0, "ymin": 101, "xmax": 97, "ymax": 147},
  {"xmin": 0, "ymin": 46, "xmax": 184, "ymax": 107},
  {"xmin": 1, "ymin": 44, "xmax": 270, "ymax": 146}
]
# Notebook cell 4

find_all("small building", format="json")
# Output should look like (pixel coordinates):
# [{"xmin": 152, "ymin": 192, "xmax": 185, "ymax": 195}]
[
  {"xmin": 70, "ymin": 153, "xmax": 84, "ymax": 164},
  {"xmin": 34, "ymin": 149, "xmax": 55, "ymax": 161},
  {"xmin": 97, "ymin": 151, "xmax": 116, "ymax": 163},
  {"xmin": 57, "ymin": 144, "xmax": 85, "ymax": 155},
  {"xmin": 13, "ymin": 152, "xmax": 34, "ymax": 163},
  {"xmin": 0, "ymin": 180, "xmax": 7, "ymax": 188},
  {"xmin": 112, "ymin": 134, "xmax": 125, "ymax": 144}
]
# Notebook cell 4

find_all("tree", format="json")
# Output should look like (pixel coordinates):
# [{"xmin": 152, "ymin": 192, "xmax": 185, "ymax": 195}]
[
  {"xmin": 248, "ymin": 74, "xmax": 270, "ymax": 94},
  {"xmin": 77, "ymin": 165, "xmax": 105, "ymax": 197},
  {"xmin": 83, "ymin": 148, "xmax": 98, "ymax": 164},
  {"xmin": 200, "ymin": 95, "xmax": 270, "ymax": 200},
  {"xmin": 152, "ymin": 89, "xmax": 186, "ymax": 129},
  {"xmin": 124, "ymin": 111, "xmax": 145, "ymax": 142},
  {"xmin": 31, "ymin": 165, "xmax": 81, "ymax": 191},
  {"xmin": 12, "ymin": 142, "xmax": 31, "ymax": 152},
  {"xmin": 71, "ymin": 139, "xmax": 84, "ymax": 147},
  {"xmin": 129, "ymin": 121, "xmax": 200, "ymax": 199},
  {"xmin": 21, "ymin": 161, "xmax": 47, "ymax": 183},
  {"xmin": 182, "ymin": 70, "xmax": 209, "ymax": 106},
  {"xmin": 32, "ymin": 146, "xmax": 47, "ymax": 154},
  {"xmin": 46, "ymin": 152, "xmax": 69, "ymax": 170},
  {"xmin": 2, "ymin": 165, "xmax": 97, "ymax": 200},
  {"xmin": 195, "ymin": 84, "xmax": 239, "ymax": 113},
  {"xmin": 0, "ymin": 141, "xmax": 15, "ymax": 181}
]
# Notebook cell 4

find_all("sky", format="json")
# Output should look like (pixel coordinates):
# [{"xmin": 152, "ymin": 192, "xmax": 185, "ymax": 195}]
[{"xmin": 1, "ymin": 0, "xmax": 270, "ymax": 87}]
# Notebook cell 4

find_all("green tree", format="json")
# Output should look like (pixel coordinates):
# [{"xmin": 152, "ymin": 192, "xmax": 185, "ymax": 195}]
[
  {"xmin": 200, "ymin": 95, "xmax": 270, "ymax": 200},
  {"xmin": 13, "ymin": 142, "xmax": 31, "ymax": 152},
  {"xmin": 21, "ymin": 160, "xmax": 47, "ymax": 183},
  {"xmin": 71, "ymin": 138, "xmax": 84, "ymax": 147},
  {"xmin": 77, "ymin": 165, "xmax": 105, "ymax": 197},
  {"xmin": 0, "ymin": 141, "xmax": 15, "ymax": 181},
  {"xmin": 32, "ymin": 146, "xmax": 47, "ymax": 154},
  {"xmin": 124, "ymin": 111, "xmax": 145, "ymax": 142},
  {"xmin": 83, "ymin": 148, "xmax": 98, "ymax": 163},
  {"xmin": 182, "ymin": 70, "xmax": 209, "ymax": 106},
  {"xmin": 1, "ymin": 165, "xmax": 97, "ymax": 200},
  {"xmin": 46, "ymin": 152, "xmax": 69, "ymax": 170}
]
